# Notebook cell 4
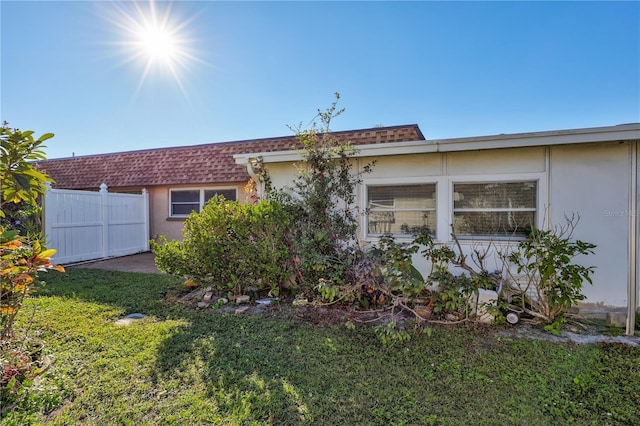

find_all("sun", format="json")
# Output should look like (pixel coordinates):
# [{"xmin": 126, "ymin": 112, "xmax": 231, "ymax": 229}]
[
  {"xmin": 100, "ymin": 0, "xmax": 204, "ymax": 96},
  {"xmin": 137, "ymin": 26, "xmax": 177, "ymax": 61}
]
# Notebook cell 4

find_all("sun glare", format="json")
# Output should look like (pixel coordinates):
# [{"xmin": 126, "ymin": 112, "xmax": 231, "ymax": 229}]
[
  {"xmin": 101, "ymin": 0, "xmax": 204, "ymax": 96},
  {"xmin": 138, "ymin": 26, "xmax": 177, "ymax": 61}
]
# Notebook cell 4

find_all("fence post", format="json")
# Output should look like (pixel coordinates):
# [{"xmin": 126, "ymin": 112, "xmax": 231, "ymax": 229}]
[
  {"xmin": 42, "ymin": 182, "xmax": 53, "ymax": 250},
  {"xmin": 142, "ymin": 188, "xmax": 150, "ymax": 251},
  {"xmin": 100, "ymin": 183, "xmax": 109, "ymax": 258}
]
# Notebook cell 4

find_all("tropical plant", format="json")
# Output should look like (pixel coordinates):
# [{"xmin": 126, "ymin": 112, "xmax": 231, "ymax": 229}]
[
  {"xmin": 0, "ymin": 226, "xmax": 63, "ymax": 409},
  {"xmin": 502, "ymin": 214, "xmax": 596, "ymax": 325},
  {"xmin": 0, "ymin": 122, "xmax": 54, "ymax": 218},
  {"xmin": 1, "ymin": 122, "xmax": 62, "ymax": 412},
  {"xmin": 414, "ymin": 230, "xmax": 499, "ymax": 320}
]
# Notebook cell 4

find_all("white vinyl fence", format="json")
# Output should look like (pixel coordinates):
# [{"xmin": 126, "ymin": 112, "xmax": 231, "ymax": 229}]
[{"xmin": 43, "ymin": 183, "xmax": 149, "ymax": 264}]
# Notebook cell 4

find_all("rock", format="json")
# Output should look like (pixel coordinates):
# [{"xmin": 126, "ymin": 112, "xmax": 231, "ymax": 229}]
[
  {"xmin": 236, "ymin": 295, "xmax": 250, "ymax": 304},
  {"xmin": 203, "ymin": 292, "xmax": 213, "ymax": 302},
  {"xmin": 197, "ymin": 301, "xmax": 209, "ymax": 308},
  {"xmin": 235, "ymin": 306, "xmax": 250, "ymax": 314},
  {"xmin": 256, "ymin": 297, "xmax": 279, "ymax": 305},
  {"xmin": 115, "ymin": 313, "xmax": 147, "ymax": 326}
]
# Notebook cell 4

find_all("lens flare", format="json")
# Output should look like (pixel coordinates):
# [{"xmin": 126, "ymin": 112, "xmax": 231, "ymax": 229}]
[{"xmin": 99, "ymin": 0, "xmax": 205, "ymax": 97}]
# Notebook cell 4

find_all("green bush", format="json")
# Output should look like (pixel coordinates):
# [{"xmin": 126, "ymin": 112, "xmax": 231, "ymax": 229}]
[
  {"xmin": 151, "ymin": 198, "xmax": 292, "ymax": 296},
  {"xmin": 504, "ymin": 216, "xmax": 596, "ymax": 324}
]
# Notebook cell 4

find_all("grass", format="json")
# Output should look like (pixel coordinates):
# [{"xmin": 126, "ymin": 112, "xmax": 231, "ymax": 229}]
[{"xmin": 3, "ymin": 268, "xmax": 640, "ymax": 425}]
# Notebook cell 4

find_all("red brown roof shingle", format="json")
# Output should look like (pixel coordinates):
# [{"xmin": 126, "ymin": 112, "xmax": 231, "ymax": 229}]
[{"xmin": 37, "ymin": 124, "xmax": 424, "ymax": 189}]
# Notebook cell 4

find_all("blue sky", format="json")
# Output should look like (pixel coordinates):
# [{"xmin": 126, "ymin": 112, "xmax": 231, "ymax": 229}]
[{"xmin": 2, "ymin": 1, "xmax": 639, "ymax": 159}]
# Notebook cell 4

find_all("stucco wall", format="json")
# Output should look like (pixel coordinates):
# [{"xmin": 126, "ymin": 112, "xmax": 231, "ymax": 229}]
[
  {"xmin": 263, "ymin": 142, "xmax": 636, "ymax": 308},
  {"xmin": 263, "ymin": 162, "xmax": 301, "ymax": 190},
  {"xmin": 148, "ymin": 183, "xmax": 246, "ymax": 242},
  {"xmin": 549, "ymin": 141, "xmax": 632, "ymax": 307}
]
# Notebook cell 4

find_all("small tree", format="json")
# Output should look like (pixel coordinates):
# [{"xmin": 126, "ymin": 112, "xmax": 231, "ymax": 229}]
[{"xmin": 272, "ymin": 93, "xmax": 374, "ymax": 293}]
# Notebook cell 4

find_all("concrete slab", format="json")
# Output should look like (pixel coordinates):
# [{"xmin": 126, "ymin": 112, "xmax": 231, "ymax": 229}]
[{"xmin": 70, "ymin": 252, "xmax": 161, "ymax": 274}]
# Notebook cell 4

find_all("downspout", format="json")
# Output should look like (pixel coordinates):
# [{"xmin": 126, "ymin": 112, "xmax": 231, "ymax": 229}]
[
  {"xmin": 245, "ymin": 157, "xmax": 265, "ymax": 200},
  {"xmin": 627, "ymin": 140, "xmax": 638, "ymax": 336}
]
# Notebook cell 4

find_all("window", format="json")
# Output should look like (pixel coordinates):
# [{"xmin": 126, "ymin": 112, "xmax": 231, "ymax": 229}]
[
  {"xmin": 366, "ymin": 184, "xmax": 436, "ymax": 236},
  {"xmin": 453, "ymin": 181, "xmax": 537, "ymax": 238},
  {"xmin": 170, "ymin": 188, "xmax": 237, "ymax": 217}
]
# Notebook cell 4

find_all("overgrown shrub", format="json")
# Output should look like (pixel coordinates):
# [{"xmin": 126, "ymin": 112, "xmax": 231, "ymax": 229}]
[
  {"xmin": 315, "ymin": 235, "xmax": 426, "ymax": 309},
  {"xmin": 270, "ymin": 93, "xmax": 374, "ymax": 295},
  {"xmin": 151, "ymin": 197, "xmax": 292, "ymax": 296},
  {"xmin": 502, "ymin": 215, "xmax": 596, "ymax": 325}
]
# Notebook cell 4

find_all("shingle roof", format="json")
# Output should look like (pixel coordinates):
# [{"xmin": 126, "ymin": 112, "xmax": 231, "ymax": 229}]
[{"xmin": 37, "ymin": 124, "xmax": 424, "ymax": 189}]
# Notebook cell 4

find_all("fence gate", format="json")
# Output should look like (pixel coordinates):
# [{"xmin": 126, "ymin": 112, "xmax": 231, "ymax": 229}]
[{"xmin": 43, "ymin": 184, "xmax": 150, "ymax": 264}]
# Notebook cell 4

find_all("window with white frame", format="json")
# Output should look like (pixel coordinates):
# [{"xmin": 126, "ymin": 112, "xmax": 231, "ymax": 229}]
[
  {"xmin": 169, "ymin": 188, "xmax": 237, "ymax": 217},
  {"xmin": 366, "ymin": 184, "xmax": 436, "ymax": 236},
  {"xmin": 452, "ymin": 181, "xmax": 537, "ymax": 238}
]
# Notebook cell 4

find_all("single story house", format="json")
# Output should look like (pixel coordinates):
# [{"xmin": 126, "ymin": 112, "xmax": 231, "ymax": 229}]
[
  {"xmin": 233, "ymin": 123, "xmax": 640, "ymax": 331},
  {"xmin": 37, "ymin": 124, "xmax": 424, "ymax": 241},
  {"xmin": 38, "ymin": 122, "xmax": 639, "ymax": 332}
]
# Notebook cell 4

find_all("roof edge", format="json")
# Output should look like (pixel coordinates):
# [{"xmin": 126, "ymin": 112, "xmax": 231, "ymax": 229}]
[
  {"xmin": 234, "ymin": 123, "xmax": 640, "ymax": 164},
  {"xmin": 43, "ymin": 124, "xmax": 423, "ymax": 161}
]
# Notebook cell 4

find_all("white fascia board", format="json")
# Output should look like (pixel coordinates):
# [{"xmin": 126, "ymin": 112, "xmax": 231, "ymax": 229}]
[
  {"xmin": 233, "ymin": 124, "xmax": 640, "ymax": 164},
  {"xmin": 428, "ymin": 124, "xmax": 640, "ymax": 153},
  {"xmin": 234, "ymin": 150, "xmax": 302, "ymax": 165}
]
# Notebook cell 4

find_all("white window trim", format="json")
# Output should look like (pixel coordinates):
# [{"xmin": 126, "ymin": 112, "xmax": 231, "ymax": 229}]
[
  {"xmin": 448, "ymin": 173, "xmax": 547, "ymax": 243},
  {"xmin": 168, "ymin": 187, "xmax": 238, "ymax": 218},
  {"xmin": 361, "ymin": 177, "xmax": 443, "ymax": 241},
  {"xmin": 361, "ymin": 172, "xmax": 547, "ymax": 243}
]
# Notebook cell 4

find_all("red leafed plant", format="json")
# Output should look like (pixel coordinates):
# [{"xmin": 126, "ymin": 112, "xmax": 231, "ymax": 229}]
[
  {"xmin": 1, "ymin": 226, "xmax": 64, "ymax": 410},
  {"xmin": 1, "ymin": 226, "xmax": 64, "ymax": 342}
]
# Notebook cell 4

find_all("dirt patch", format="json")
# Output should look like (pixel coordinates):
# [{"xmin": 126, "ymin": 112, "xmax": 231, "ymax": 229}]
[{"xmin": 165, "ymin": 287, "xmax": 640, "ymax": 346}]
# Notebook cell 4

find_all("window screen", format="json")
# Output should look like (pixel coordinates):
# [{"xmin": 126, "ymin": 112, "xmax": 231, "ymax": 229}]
[
  {"xmin": 170, "ymin": 190, "xmax": 200, "ymax": 216},
  {"xmin": 367, "ymin": 184, "xmax": 436, "ymax": 235},
  {"xmin": 453, "ymin": 181, "xmax": 536, "ymax": 237},
  {"xmin": 204, "ymin": 189, "xmax": 237, "ymax": 203},
  {"xmin": 170, "ymin": 188, "xmax": 237, "ymax": 217}
]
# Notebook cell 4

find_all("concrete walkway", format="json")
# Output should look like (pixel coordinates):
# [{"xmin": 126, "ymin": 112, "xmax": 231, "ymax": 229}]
[{"xmin": 70, "ymin": 252, "xmax": 160, "ymax": 274}]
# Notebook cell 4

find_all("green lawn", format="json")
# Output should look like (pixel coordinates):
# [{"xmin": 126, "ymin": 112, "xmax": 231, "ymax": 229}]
[{"xmin": 3, "ymin": 268, "xmax": 640, "ymax": 425}]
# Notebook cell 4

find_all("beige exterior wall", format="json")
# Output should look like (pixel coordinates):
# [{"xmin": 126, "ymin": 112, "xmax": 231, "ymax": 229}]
[
  {"xmin": 148, "ymin": 183, "xmax": 247, "ymax": 242},
  {"xmin": 363, "ymin": 153, "xmax": 444, "ymax": 177},
  {"xmin": 549, "ymin": 141, "xmax": 632, "ymax": 307},
  {"xmin": 447, "ymin": 146, "xmax": 546, "ymax": 175},
  {"xmin": 263, "ymin": 162, "xmax": 301, "ymax": 190},
  {"xmin": 363, "ymin": 146, "xmax": 546, "ymax": 178},
  {"xmin": 262, "ymin": 142, "xmax": 636, "ymax": 308}
]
